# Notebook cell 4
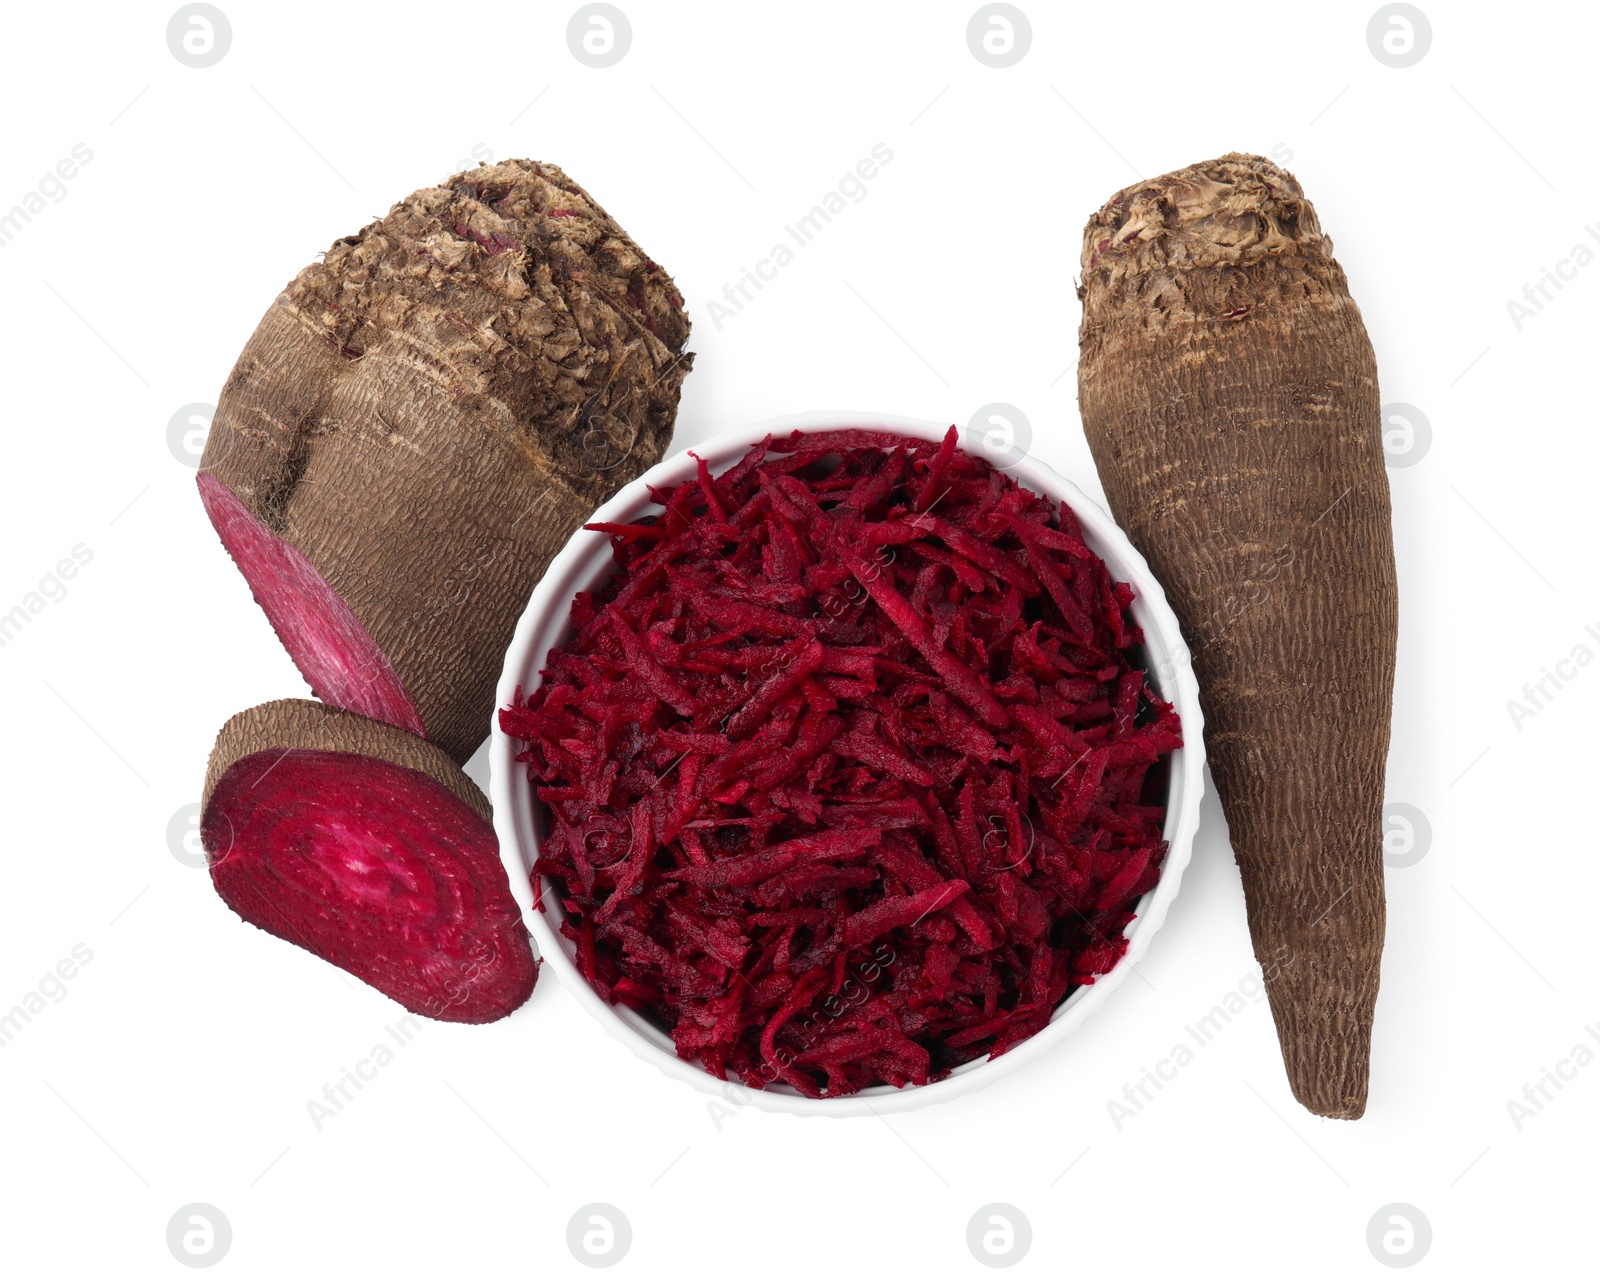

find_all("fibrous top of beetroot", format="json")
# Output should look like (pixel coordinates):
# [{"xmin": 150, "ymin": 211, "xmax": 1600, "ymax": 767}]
[
  {"xmin": 1078, "ymin": 152, "xmax": 1351, "ymax": 341},
  {"xmin": 272, "ymin": 158, "xmax": 692, "ymax": 505},
  {"xmin": 501, "ymin": 428, "xmax": 1181, "ymax": 1094}
]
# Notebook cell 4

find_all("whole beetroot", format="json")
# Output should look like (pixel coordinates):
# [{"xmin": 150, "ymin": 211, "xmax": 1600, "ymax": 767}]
[{"xmin": 1077, "ymin": 153, "xmax": 1397, "ymax": 1118}]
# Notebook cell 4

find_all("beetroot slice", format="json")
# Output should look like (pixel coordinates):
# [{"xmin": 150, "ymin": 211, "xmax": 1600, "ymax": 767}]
[
  {"xmin": 198, "ymin": 474, "xmax": 426, "ymax": 738},
  {"xmin": 202, "ymin": 700, "xmax": 536, "ymax": 1024}
]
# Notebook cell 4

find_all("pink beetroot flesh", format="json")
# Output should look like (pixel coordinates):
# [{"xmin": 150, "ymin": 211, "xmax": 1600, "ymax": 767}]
[
  {"xmin": 502, "ymin": 428, "xmax": 1182, "ymax": 1094},
  {"xmin": 203, "ymin": 748, "xmax": 537, "ymax": 1023},
  {"xmin": 197, "ymin": 473, "xmax": 425, "ymax": 737}
]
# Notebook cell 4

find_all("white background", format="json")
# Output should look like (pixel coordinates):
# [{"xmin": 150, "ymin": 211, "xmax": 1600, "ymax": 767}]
[{"xmin": 0, "ymin": 0, "xmax": 1592, "ymax": 1268}]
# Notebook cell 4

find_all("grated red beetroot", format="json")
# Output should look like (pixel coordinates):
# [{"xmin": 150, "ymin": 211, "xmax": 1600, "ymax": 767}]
[{"xmin": 501, "ymin": 428, "xmax": 1181, "ymax": 1095}]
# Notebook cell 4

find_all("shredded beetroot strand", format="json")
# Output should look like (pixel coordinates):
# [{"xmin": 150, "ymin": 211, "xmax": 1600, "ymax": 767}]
[{"xmin": 503, "ymin": 428, "xmax": 1181, "ymax": 1095}]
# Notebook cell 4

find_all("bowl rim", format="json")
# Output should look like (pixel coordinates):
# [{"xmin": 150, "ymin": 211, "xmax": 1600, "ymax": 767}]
[{"xmin": 490, "ymin": 410, "xmax": 1206, "ymax": 1116}]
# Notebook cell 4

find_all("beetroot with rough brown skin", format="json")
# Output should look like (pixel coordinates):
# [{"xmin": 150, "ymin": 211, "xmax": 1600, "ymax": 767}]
[
  {"xmin": 200, "ymin": 159, "xmax": 693, "ymax": 764},
  {"xmin": 203, "ymin": 700, "xmax": 537, "ymax": 1023},
  {"xmin": 1077, "ymin": 153, "xmax": 1397, "ymax": 1117}
]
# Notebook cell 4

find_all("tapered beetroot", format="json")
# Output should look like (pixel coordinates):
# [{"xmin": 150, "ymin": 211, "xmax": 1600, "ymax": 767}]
[
  {"xmin": 202, "ymin": 700, "xmax": 537, "ymax": 1023},
  {"xmin": 1078, "ymin": 154, "xmax": 1396, "ymax": 1117}
]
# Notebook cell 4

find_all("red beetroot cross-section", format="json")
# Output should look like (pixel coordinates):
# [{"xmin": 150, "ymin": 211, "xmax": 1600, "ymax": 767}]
[
  {"xmin": 198, "ymin": 473, "xmax": 426, "ymax": 737},
  {"xmin": 204, "ymin": 726, "xmax": 536, "ymax": 1024}
]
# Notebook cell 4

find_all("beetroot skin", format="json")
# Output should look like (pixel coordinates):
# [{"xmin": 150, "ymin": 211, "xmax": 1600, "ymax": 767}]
[
  {"xmin": 503, "ymin": 429, "xmax": 1181, "ymax": 1093},
  {"xmin": 203, "ymin": 705, "xmax": 537, "ymax": 1023}
]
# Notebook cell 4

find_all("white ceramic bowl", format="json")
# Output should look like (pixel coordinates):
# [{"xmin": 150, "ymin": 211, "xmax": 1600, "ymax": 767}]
[{"xmin": 491, "ymin": 411, "xmax": 1205, "ymax": 1115}]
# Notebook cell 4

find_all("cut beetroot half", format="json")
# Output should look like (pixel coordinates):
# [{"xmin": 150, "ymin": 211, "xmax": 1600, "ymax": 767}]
[
  {"xmin": 202, "ymin": 700, "xmax": 536, "ymax": 1023},
  {"xmin": 197, "ymin": 474, "xmax": 426, "ymax": 739}
]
